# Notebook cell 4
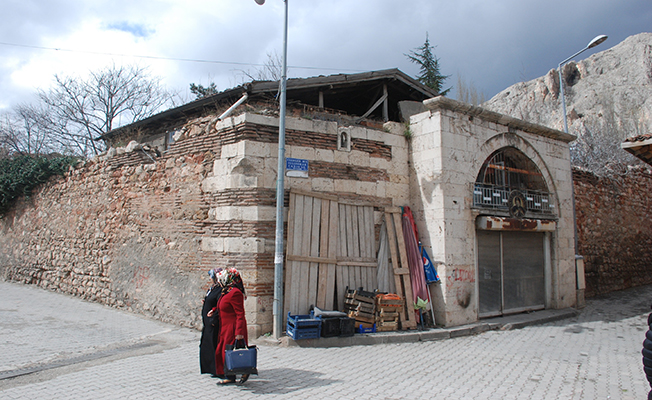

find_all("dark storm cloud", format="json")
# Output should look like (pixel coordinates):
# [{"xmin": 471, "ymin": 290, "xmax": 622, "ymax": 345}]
[{"xmin": 1, "ymin": 0, "xmax": 650, "ymax": 109}]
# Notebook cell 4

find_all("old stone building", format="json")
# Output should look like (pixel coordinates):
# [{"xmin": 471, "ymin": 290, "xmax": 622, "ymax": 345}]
[
  {"xmin": 409, "ymin": 97, "xmax": 576, "ymax": 326},
  {"xmin": 0, "ymin": 69, "xmax": 579, "ymax": 336}
]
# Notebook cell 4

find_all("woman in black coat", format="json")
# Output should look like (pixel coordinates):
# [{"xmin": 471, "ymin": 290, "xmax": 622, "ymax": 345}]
[
  {"xmin": 643, "ymin": 304, "xmax": 652, "ymax": 399},
  {"xmin": 200, "ymin": 268, "xmax": 223, "ymax": 376}
]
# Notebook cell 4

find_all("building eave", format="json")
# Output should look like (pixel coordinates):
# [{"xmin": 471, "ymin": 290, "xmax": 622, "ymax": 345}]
[
  {"xmin": 423, "ymin": 96, "xmax": 577, "ymax": 143},
  {"xmin": 98, "ymin": 69, "xmax": 438, "ymax": 143},
  {"xmin": 621, "ymin": 137, "xmax": 652, "ymax": 165}
]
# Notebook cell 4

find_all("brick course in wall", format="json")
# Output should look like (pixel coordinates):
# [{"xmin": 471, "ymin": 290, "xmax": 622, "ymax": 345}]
[
  {"xmin": 106, "ymin": 149, "xmax": 158, "ymax": 169},
  {"xmin": 309, "ymin": 160, "xmax": 389, "ymax": 182},
  {"xmin": 220, "ymin": 122, "xmax": 392, "ymax": 160},
  {"xmin": 573, "ymin": 166, "xmax": 652, "ymax": 297},
  {"xmin": 204, "ymin": 188, "xmax": 277, "ymax": 207}
]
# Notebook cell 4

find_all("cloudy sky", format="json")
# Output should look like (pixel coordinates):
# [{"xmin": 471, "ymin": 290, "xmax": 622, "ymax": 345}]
[{"xmin": 1, "ymin": 0, "xmax": 650, "ymax": 112}]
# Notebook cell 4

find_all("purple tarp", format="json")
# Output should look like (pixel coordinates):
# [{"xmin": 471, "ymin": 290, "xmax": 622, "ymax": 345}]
[{"xmin": 402, "ymin": 207, "xmax": 429, "ymax": 322}]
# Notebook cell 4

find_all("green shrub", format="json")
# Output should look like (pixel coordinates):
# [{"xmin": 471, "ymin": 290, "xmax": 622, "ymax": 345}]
[{"xmin": 0, "ymin": 155, "xmax": 80, "ymax": 215}]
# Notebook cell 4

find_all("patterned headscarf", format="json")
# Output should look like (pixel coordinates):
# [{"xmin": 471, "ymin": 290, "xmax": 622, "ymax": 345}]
[
  {"xmin": 216, "ymin": 267, "xmax": 246, "ymax": 296},
  {"xmin": 208, "ymin": 268, "xmax": 223, "ymax": 282}
]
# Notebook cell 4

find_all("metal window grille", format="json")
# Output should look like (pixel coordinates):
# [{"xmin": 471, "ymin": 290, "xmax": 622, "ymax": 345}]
[
  {"xmin": 473, "ymin": 148, "xmax": 555, "ymax": 215},
  {"xmin": 473, "ymin": 183, "xmax": 554, "ymax": 214}
]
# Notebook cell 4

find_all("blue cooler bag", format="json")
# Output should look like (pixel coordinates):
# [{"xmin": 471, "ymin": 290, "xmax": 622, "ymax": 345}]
[{"xmin": 224, "ymin": 340, "xmax": 258, "ymax": 375}]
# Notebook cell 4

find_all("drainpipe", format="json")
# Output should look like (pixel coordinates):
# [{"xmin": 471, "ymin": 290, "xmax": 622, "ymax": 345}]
[{"xmin": 217, "ymin": 93, "xmax": 249, "ymax": 121}]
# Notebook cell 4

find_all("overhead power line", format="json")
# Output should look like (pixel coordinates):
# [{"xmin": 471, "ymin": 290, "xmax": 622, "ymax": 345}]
[{"xmin": 0, "ymin": 41, "xmax": 364, "ymax": 73}]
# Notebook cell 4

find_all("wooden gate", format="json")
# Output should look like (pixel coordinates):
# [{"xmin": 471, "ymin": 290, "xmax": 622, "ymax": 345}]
[
  {"xmin": 336, "ymin": 203, "xmax": 377, "ymax": 311},
  {"xmin": 284, "ymin": 191, "xmax": 338, "ymax": 316},
  {"xmin": 284, "ymin": 190, "xmax": 416, "ymax": 330},
  {"xmin": 284, "ymin": 190, "xmax": 377, "ymax": 316}
]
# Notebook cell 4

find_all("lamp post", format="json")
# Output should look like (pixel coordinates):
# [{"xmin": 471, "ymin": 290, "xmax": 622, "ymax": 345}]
[
  {"xmin": 558, "ymin": 34, "xmax": 607, "ymax": 133},
  {"xmin": 557, "ymin": 35, "xmax": 607, "ymax": 301},
  {"xmin": 255, "ymin": 0, "xmax": 288, "ymax": 340}
]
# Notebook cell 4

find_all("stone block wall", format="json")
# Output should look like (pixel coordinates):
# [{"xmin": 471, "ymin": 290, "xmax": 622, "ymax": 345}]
[
  {"xmin": 573, "ymin": 166, "xmax": 652, "ymax": 297},
  {"xmin": 0, "ymin": 145, "xmax": 216, "ymax": 329},
  {"xmin": 409, "ymin": 97, "xmax": 576, "ymax": 327},
  {"xmin": 0, "ymin": 110, "xmax": 408, "ymax": 336},
  {"xmin": 201, "ymin": 113, "xmax": 408, "ymax": 334}
]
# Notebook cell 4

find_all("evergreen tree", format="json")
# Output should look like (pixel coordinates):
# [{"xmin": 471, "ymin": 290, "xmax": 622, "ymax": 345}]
[
  {"xmin": 406, "ymin": 33, "xmax": 451, "ymax": 96},
  {"xmin": 189, "ymin": 83, "xmax": 218, "ymax": 99}
]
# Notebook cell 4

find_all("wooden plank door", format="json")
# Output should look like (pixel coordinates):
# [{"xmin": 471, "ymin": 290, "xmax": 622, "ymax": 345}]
[
  {"xmin": 336, "ymin": 203, "xmax": 378, "ymax": 311},
  {"xmin": 316, "ymin": 199, "xmax": 338, "ymax": 310},
  {"xmin": 284, "ymin": 190, "xmax": 338, "ymax": 317},
  {"xmin": 285, "ymin": 191, "xmax": 380, "ymax": 315}
]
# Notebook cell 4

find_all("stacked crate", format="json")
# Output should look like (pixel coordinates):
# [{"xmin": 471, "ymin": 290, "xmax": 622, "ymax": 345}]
[
  {"xmin": 318, "ymin": 316, "xmax": 356, "ymax": 337},
  {"xmin": 286, "ymin": 311, "xmax": 321, "ymax": 340},
  {"xmin": 375, "ymin": 293, "xmax": 403, "ymax": 331},
  {"xmin": 344, "ymin": 289, "xmax": 376, "ymax": 327}
]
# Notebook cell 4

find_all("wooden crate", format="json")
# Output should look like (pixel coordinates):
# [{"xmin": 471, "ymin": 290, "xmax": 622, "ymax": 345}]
[
  {"xmin": 345, "ymin": 289, "xmax": 377, "ymax": 325},
  {"xmin": 375, "ymin": 293, "xmax": 401, "ymax": 332},
  {"xmin": 377, "ymin": 320, "xmax": 399, "ymax": 332},
  {"xmin": 345, "ymin": 300, "xmax": 375, "ymax": 314},
  {"xmin": 378, "ymin": 309, "xmax": 400, "ymax": 320}
]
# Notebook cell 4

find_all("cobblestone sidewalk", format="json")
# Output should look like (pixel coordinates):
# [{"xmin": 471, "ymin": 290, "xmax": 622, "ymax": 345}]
[{"xmin": 1, "ymin": 281, "xmax": 651, "ymax": 399}]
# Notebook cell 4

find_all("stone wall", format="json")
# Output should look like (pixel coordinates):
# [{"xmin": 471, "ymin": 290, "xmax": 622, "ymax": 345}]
[
  {"xmin": 0, "ymin": 110, "xmax": 408, "ymax": 336},
  {"xmin": 573, "ymin": 166, "xmax": 652, "ymax": 297},
  {"xmin": 0, "ymin": 146, "xmax": 214, "ymax": 329},
  {"xmin": 200, "ymin": 114, "xmax": 408, "ymax": 334},
  {"xmin": 11, "ymin": 100, "xmax": 651, "ymax": 330},
  {"xmin": 410, "ymin": 97, "xmax": 576, "ymax": 327}
]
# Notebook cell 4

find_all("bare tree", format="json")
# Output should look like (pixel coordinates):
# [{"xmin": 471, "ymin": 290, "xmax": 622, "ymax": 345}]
[
  {"xmin": 0, "ymin": 111, "xmax": 26, "ymax": 155},
  {"xmin": 39, "ymin": 64, "xmax": 173, "ymax": 156},
  {"xmin": 237, "ymin": 51, "xmax": 285, "ymax": 83},
  {"xmin": 456, "ymin": 74, "xmax": 486, "ymax": 106},
  {"xmin": 256, "ymin": 51, "xmax": 284, "ymax": 82},
  {"xmin": 0, "ymin": 104, "xmax": 60, "ymax": 156},
  {"xmin": 570, "ymin": 122, "xmax": 642, "ymax": 175},
  {"xmin": 569, "ymin": 95, "xmax": 645, "ymax": 175}
]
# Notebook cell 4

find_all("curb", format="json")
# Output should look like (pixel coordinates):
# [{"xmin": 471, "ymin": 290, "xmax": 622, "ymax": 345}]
[{"xmin": 252, "ymin": 307, "xmax": 579, "ymax": 348}]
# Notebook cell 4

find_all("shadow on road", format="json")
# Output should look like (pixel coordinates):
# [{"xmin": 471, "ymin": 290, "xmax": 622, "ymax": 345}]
[
  {"xmin": 568, "ymin": 284, "xmax": 652, "ymax": 324},
  {"xmin": 234, "ymin": 368, "xmax": 339, "ymax": 395}
]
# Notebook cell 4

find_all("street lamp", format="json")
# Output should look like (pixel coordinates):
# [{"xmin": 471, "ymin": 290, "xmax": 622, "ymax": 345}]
[
  {"xmin": 558, "ymin": 35, "xmax": 607, "ymax": 133},
  {"xmin": 255, "ymin": 0, "xmax": 288, "ymax": 340},
  {"xmin": 557, "ymin": 35, "xmax": 607, "ymax": 299}
]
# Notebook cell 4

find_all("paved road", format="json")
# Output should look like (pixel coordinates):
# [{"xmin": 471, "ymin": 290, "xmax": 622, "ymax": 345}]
[{"xmin": 1, "ymin": 281, "xmax": 651, "ymax": 399}]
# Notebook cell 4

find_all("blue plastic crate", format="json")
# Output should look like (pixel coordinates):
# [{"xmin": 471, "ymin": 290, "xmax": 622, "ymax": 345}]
[
  {"xmin": 286, "ymin": 311, "xmax": 322, "ymax": 340},
  {"xmin": 286, "ymin": 324, "xmax": 320, "ymax": 340},
  {"xmin": 287, "ymin": 311, "xmax": 321, "ymax": 329},
  {"xmin": 355, "ymin": 323, "xmax": 376, "ymax": 334}
]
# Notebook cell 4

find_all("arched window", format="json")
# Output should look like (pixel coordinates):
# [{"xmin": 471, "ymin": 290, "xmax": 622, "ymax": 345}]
[{"xmin": 473, "ymin": 147, "xmax": 554, "ymax": 215}]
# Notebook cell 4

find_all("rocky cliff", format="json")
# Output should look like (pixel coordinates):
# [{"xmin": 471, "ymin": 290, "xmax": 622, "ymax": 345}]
[
  {"xmin": 484, "ymin": 32, "xmax": 652, "ymax": 172},
  {"xmin": 485, "ymin": 33, "xmax": 652, "ymax": 297}
]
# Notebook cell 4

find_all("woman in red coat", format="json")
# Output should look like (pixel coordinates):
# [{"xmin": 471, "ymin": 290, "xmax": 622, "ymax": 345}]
[{"xmin": 207, "ymin": 267, "xmax": 249, "ymax": 385}]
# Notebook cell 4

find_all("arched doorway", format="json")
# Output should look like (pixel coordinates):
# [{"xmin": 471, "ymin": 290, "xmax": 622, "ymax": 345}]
[{"xmin": 473, "ymin": 147, "xmax": 556, "ymax": 317}]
